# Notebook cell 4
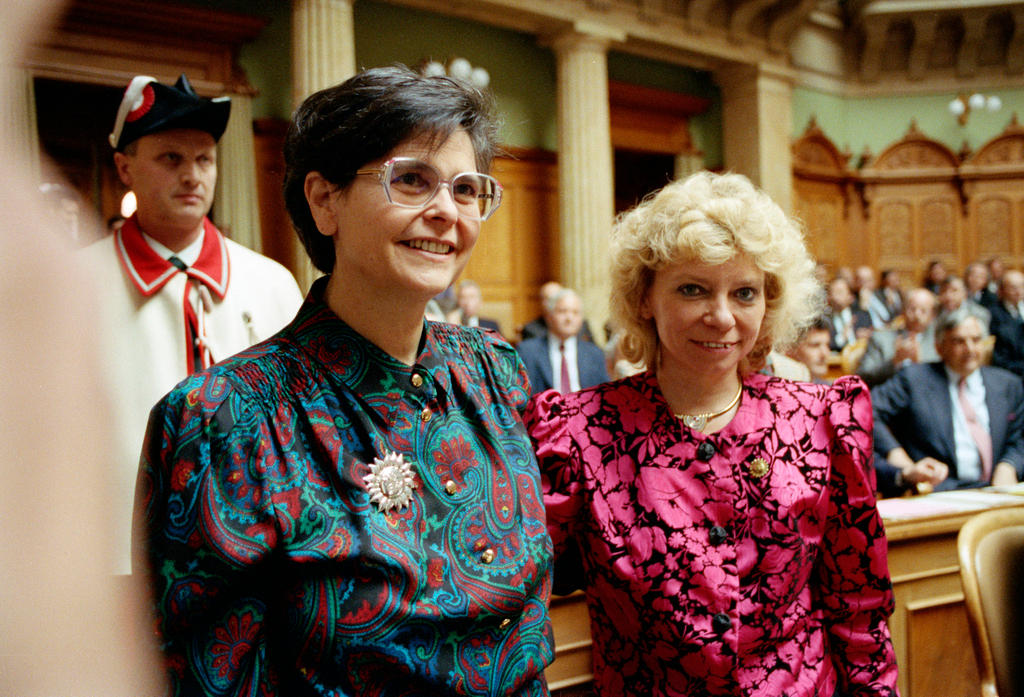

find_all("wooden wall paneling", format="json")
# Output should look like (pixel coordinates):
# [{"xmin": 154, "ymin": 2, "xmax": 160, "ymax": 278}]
[
  {"xmin": 859, "ymin": 122, "xmax": 963, "ymax": 284},
  {"xmin": 791, "ymin": 118, "xmax": 856, "ymax": 274},
  {"xmin": 252, "ymin": 118, "xmax": 296, "ymax": 275},
  {"xmin": 27, "ymin": 0, "xmax": 265, "ymax": 93},
  {"xmin": 459, "ymin": 149, "xmax": 559, "ymax": 340},
  {"xmin": 608, "ymin": 81, "xmax": 710, "ymax": 155},
  {"xmin": 961, "ymin": 116, "xmax": 1024, "ymax": 264}
]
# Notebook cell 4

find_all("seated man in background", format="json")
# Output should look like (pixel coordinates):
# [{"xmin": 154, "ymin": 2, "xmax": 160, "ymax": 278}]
[
  {"xmin": 825, "ymin": 276, "xmax": 873, "ymax": 351},
  {"xmin": 853, "ymin": 265, "xmax": 893, "ymax": 328},
  {"xmin": 990, "ymin": 269, "xmax": 1024, "ymax": 376},
  {"xmin": 857, "ymin": 288, "xmax": 938, "ymax": 387},
  {"xmin": 447, "ymin": 278, "xmax": 501, "ymax": 335},
  {"xmin": 871, "ymin": 306, "xmax": 1023, "ymax": 497},
  {"xmin": 517, "ymin": 287, "xmax": 608, "ymax": 395},
  {"xmin": 519, "ymin": 280, "xmax": 594, "ymax": 343},
  {"xmin": 785, "ymin": 316, "xmax": 832, "ymax": 384},
  {"xmin": 964, "ymin": 261, "xmax": 997, "ymax": 308},
  {"xmin": 938, "ymin": 274, "xmax": 990, "ymax": 324},
  {"xmin": 875, "ymin": 268, "xmax": 904, "ymax": 323}
]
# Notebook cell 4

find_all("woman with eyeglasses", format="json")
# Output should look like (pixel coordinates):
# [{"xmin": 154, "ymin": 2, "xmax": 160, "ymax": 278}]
[{"xmin": 135, "ymin": 65, "xmax": 554, "ymax": 697}]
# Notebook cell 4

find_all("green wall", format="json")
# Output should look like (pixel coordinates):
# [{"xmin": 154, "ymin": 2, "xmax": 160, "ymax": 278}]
[
  {"xmin": 353, "ymin": 1, "xmax": 558, "ymax": 151},
  {"xmin": 793, "ymin": 85, "xmax": 1024, "ymax": 164},
  {"xmin": 186, "ymin": 0, "xmax": 723, "ymax": 164},
  {"xmin": 182, "ymin": 1, "xmax": 1024, "ymax": 172}
]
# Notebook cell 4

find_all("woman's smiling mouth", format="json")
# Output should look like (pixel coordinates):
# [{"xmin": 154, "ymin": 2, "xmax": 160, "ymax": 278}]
[{"xmin": 406, "ymin": 239, "xmax": 453, "ymax": 254}]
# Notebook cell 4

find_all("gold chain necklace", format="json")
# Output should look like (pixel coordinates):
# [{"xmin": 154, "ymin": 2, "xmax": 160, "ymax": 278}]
[{"xmin": 675, "ymin": 383, "xmax": 743, "ymax": 432}]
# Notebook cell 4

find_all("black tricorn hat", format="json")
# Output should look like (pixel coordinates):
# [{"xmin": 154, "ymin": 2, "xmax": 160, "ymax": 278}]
[{"xmin": 108, "ymin": 74, "xmax": 231, "ymax": 151}]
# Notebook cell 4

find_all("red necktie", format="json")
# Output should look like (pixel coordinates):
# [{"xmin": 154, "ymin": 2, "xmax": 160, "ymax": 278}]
[
  {"xmin": 559, "ymin": 342, "xmax": 572, "ymax": 394},
  {"xmin": 958, "ymin": 378, "xmax": 993, "ymax": 480}
]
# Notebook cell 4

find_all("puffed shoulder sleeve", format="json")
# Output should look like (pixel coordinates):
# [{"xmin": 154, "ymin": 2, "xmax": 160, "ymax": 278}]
[
  {"xmin": 473, "ymin": 329, "xmax": 532, "ymax": 414},
  {"xmin": 524, "ymin": 389, "xmax": 585, "ymax": 557},
  {"xmin": 816, "ymin": 374, "xmax": 900, "ymax": 696},
  {"xmin": 134, "ymin": 373, "xmax": 279, "ymax": 695}
]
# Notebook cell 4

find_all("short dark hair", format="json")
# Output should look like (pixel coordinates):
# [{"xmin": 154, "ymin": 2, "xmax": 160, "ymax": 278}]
[{"xmin": 283, "ymin": 65, "xmax": 500, "ymax": 274}]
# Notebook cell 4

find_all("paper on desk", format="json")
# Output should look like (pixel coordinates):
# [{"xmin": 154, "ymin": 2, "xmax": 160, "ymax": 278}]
[{"xmin": 876, "ymin": 488, "xmax": 1024, "ymax": 521}]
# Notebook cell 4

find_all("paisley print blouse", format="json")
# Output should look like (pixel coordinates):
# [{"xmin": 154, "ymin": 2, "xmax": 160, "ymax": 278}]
[
  {"xmin": 526, "ymin": 371, "xmax": 898, "ymax": 697},
  {"xmin": 136, "ymin": 278, "xmax": 554, "ymax": 697}
]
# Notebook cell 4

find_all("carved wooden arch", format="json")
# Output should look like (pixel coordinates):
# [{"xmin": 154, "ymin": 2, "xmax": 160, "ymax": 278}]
[
  {"xmin": 792, "ymin": 116, "xmax": 853, "ymax": 182},
  {"xmin": 860, "ymin": 120, "xmax": 961, "ymax": 181},
  {"xmin": 960, "ymin": 114, "xmax": 1024, "ymax": 261},
  {"xmin": 791, "ymin": 117, "xmax": 856, "ymax": 273},
  {"xmin": 962, "ymin": 113, "xmax": 1024, "ymax": 174},
  {"xmin": 859, "ymin": 121, "xmax": 965, "ymax": 283}
]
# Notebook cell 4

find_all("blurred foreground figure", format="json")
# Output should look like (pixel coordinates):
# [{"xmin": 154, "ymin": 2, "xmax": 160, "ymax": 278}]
[{"xmin": 0, "ymin": 1, "xmax": 163, "ymax": 694}]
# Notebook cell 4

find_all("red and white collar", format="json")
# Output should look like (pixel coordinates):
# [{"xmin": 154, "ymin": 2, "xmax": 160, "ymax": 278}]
[{"xmin": 114, "ymin": 215, "xmax": 230, "ymax": 299}]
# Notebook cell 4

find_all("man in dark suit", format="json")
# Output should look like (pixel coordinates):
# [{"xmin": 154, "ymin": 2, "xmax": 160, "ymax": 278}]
[
  {"xmin": 516, "ymin": 287, "xmax": 608, "ymax": 396},
  {"xmin": 872, "ymin": 305, "xmax": 1024, "ymax": 497},
  {"xmin": 990, "ymin": 269, "xmax": 1024, "ymax": 377},
  {"xmin": 825, "ymin": 276, "xmax": 873, "ymax": 351},
  {"xmin": 447, "ymin": 279, "xmax": 501, "ymax": 335}
]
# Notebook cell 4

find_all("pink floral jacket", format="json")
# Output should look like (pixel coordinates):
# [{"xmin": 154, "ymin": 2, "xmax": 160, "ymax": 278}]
[{"xmin": 526, "ymin": 371, "xmax": 899, "ymax": 696}]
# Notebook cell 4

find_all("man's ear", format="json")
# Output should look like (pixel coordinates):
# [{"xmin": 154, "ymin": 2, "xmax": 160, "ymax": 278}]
[
  {"xmin": 304, "ymin": 172, "xmax": 339, "ymax": 237},
  {"xmin": 113, "ymin": 152, "xmax": 132, "ymax": 188}
]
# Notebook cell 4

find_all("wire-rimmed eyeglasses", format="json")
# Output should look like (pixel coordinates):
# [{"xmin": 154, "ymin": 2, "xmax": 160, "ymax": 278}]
[{"xmin": 355, "ymin": 157, "xmax": 503, "ymax": 221}]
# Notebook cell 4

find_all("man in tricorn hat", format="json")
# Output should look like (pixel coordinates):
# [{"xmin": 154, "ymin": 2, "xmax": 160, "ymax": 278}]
[{"xmin": 81, "ymin": 74, "xmax": 302, "ymax": 574}]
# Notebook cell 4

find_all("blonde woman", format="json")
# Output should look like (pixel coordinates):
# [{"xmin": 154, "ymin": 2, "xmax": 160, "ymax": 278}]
[{"xmin": 527, "ymin": 171, "xmax": 898, "ymax": 696}]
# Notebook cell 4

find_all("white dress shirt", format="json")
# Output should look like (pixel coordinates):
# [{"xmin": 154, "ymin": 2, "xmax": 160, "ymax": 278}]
[
  {"xmin": 945, "ymin": 366, "xmax": 990, "ymax": 481},
  {"xmin": 547, "ymin": 335, "xmax": 580, "ymax": 392}
]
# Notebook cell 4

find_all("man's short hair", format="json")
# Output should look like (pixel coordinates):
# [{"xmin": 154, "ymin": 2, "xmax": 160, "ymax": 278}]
[{"xmin": 935, "ymin": 305, "xmax": 990, "ymax": 343}]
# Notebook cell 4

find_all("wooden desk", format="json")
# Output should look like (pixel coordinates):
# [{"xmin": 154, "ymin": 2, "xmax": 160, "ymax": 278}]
[{"xmin": 547, "ymin": 489, "xmax": 1024, "ymax": 697}]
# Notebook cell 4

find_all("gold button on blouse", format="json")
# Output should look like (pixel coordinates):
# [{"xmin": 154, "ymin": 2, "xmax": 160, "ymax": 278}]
[
  {"xmin": 749, "ymin": 457, "xmax": 770, "ymax": 478},
  {"xmin": 499, "ymin": 618, "xmax": 513, "ymax": 629},
  {"xmin": 420, "ymin": 408, "xmax": 432, "ymax": 423},
  {"xmin": 411, "ymin": 374, "xmax": 423, "ymax": 388},
  {"xmin": 481, "ymin": 548, "xmax": 496, "ymax": 564},
  {"xmin": 444, "ymin": 479, "xmax": 458, "ymax": 495}
]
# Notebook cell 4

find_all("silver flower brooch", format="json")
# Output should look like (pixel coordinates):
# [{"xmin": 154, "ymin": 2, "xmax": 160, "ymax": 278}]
[{"xmin": 364, "ymin": 451, "xmax": 418, "ymax": 512}]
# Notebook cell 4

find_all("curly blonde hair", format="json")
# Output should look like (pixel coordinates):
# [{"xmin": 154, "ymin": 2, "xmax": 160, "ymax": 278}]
[{"xmin": 610, "ymin": 171, "xmax": 823, "ymax": 374}]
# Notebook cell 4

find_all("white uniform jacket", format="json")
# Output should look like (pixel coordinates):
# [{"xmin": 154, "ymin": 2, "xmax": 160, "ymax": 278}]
[{"xmin": 80, "ymin": 215, "xmax": 303, "ymax": 573}]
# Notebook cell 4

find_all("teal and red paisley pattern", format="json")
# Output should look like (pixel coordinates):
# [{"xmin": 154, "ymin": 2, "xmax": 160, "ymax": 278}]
[
  {"xmin": 137, "ymin": 277, "xmax": 554, "ymax": 696},
  {"xmin": 526, "ymin": 372, "xmax": 899, "ymax": 697}
]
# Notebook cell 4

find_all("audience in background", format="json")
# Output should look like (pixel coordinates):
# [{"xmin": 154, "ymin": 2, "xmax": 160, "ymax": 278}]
[
  {"xmin": 964, "ymin": 261, "xmax": 997, "ymax": 308},
  {"xmin": 871, "ymin": 306, "xmax": 1023, "ymax": 497},
  {"xmin": 923, "ymin": 259, "xmax": 948, "ymax": 295},
  {"xmin": 516, "ymin": 287, "xmax": 608, "ymax": 395},
  {"xmin": 990, "ymin": 269, "xmax": 1024, "ymax": 376},
  {"xmin": 857, "ymin": 288, "xmax": 938, "ymax": 387},
  {"xmin": 825, "ymin": 276, "xmax": 873, "ymax": 351},
  {"xmin": 447, "ymin": 278, "xmax": 502, "ymax": 335},
  {"xmin": 786, "ymin": 316, "xmax": 833, "ymax": 384},
  {"xmin": 876, "ymin": 268, "xmax": 904, "ymax": 322}
]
